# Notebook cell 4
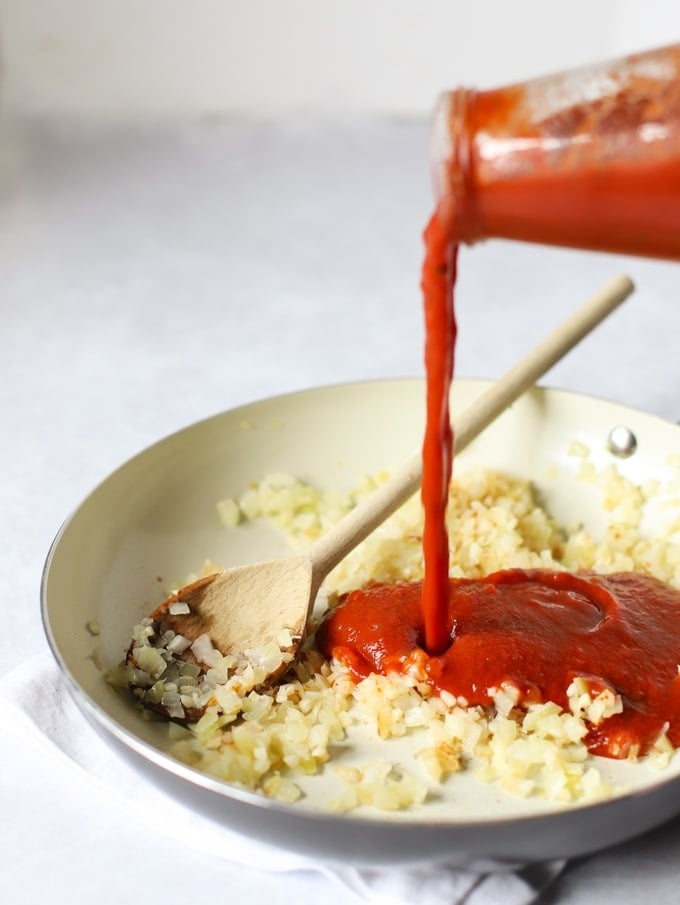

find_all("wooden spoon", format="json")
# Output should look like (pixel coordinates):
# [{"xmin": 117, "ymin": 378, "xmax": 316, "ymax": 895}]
[{"xmin": 127, "ymin": 274, "xmax": 633, "ymax": 720}]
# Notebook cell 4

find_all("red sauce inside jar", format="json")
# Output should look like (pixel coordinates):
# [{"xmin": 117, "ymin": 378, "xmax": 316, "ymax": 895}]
[{"xmin": 435, "ymin": 44, "xmax": 680, "ymax": 259}]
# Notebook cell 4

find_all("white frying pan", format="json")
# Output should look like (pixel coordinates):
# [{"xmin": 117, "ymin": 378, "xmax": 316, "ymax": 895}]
[{"xmin": 41, "ymin": 378, "xmax": 680, "ymax": 868}]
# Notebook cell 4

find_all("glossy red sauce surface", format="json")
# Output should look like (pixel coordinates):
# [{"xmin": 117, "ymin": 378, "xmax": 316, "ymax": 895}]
[{"xmin": 316, "ymin": 569, "xmax": 680, "ymax": 758}]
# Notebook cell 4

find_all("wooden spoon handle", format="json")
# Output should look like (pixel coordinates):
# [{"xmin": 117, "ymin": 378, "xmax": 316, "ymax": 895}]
[{"xmin": 309, "ymin": 273, "xmax": 634, "ymax": 580}]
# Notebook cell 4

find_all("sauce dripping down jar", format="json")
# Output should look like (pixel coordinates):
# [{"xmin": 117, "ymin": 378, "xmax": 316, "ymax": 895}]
[{"xmin": 431, "ymin": 42, "xmax": 680, "ymax": 259}]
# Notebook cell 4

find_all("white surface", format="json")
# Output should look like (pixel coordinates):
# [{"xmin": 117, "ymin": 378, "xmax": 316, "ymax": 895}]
[
  {"xmin": 1, "ymin": 651, "xmax": 564, "ymax": 905},
  {"xmin": 2, "ymin": 115, "xmax": 680, "ymax": 902},
  {"xmin": 2, "ymin": 0, "xmax": 680, "ymax": 118}
]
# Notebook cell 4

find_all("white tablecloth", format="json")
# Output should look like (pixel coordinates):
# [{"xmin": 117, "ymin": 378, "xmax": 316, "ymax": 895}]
[{"xmin": 2, "ymin": 116, "xmax": 679, "ymax": 904}]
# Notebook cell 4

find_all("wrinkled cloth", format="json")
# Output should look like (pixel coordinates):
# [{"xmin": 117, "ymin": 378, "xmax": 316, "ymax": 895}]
[{"xmin": 0, "ymin": 652, "xmax": 564, "ymax": 904}]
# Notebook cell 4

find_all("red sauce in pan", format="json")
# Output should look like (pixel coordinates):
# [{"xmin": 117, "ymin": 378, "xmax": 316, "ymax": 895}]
[{"xmin": 317, "ymin": 569, "xmax": 680, "ymax": 757}]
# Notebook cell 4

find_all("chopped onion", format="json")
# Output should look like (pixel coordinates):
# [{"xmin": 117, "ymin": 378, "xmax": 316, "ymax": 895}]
[
  {"xmin": 166, "ymin": 633, "xmax": 192, "ymax": 655},
  {"xmin": 134, "ymin": 644, "xmax": 167, "ymax": 679},
  {"xmin": 191, "ymin": 633, "xmax": 223, "ymax": 668},
  {"xmin": 169, "ymin": 601, "xmax": 191, "ymax": 616},
  {"xmin": 161, "ymin": 689, "xmax": 185, "ymax": 720}
]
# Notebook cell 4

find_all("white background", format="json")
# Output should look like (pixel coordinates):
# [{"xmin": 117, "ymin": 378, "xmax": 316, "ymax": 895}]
[{"xmin": 1, "ymin": 0, "xmax": 680, "ymax": 119}]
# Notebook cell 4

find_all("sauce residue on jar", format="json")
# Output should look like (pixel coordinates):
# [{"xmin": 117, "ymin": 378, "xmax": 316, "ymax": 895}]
[
  {"xmin": 316, "ymin": 568, "xmax": 680, "ymax": 758},
  {"xmin": 433, "ymin": 43, "xmax": 680, "ymax": 259}
]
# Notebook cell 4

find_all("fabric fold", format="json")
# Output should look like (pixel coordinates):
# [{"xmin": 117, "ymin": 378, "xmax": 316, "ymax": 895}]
[{"xmin": 0, "ymin": 652, "xmax": 563, "ymax": 905}]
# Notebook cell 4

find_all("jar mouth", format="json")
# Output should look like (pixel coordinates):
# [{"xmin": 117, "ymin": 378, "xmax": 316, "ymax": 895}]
[{"xmin": 429, "ymin": 88, "xmax": 480, "ymax": 244}]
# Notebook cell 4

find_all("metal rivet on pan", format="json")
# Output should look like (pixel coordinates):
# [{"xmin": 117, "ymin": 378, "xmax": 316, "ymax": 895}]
[{"xmin": 607, "ymin": 425, "xmax": 637, "ymax": 458}]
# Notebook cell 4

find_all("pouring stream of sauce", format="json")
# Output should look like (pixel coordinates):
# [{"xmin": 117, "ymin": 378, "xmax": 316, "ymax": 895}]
[
  {"xmin": 317, "ymin": 205, "xmax": 680, "ymax": 759},
  {"xmin": 420, "ymin": 213, "xmax": 458, "ymax": 654}
]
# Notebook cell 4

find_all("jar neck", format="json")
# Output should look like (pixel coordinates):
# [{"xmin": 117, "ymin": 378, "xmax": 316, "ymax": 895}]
[{"xmin": 430, "ymin": 87, "xmax": 481, "ymax": 244}]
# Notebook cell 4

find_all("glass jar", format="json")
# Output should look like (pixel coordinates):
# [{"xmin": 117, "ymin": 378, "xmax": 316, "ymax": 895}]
[{"xmin": 431, "ymin": 43, "xmax": 680, "ymax": 259}]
